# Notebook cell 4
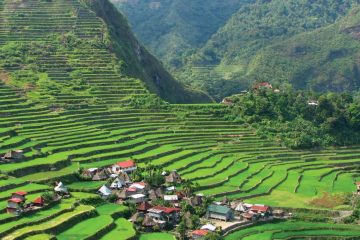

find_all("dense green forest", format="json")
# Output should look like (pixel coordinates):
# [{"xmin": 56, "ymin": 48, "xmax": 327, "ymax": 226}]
[
  {"xmin": 113, "ymin": 0, "xmax": 247, "ymax": 70},
  {"xmin": 226, "ymin": 88, "xmax": 360, "ymax": 149},
  {"xmin": 115, "ymin": 0, "xmax": 360, "ymax": 101}
]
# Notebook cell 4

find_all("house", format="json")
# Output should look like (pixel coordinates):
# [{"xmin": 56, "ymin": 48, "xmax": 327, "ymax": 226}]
[
  {"xmin": 200, "ymin": 223, "xmax": 216, "ymax": 232},
  {"xmin": 129, "ymin": 182, "xmax": 148, "ymax": 193},
  {"xmin": 129, "ymin": 194, "xmax": 146, "ymax": 204},
  {"xmin": 206, "ymin": 204, "xmax": 233, "ymax": 221},
  {"xmin": 165, "ymin": 170, "xmax": 182, "ymax": 184},
  {"xmin": 54, "ymin": 182, "xmax": 68, "ymax": 195},
  {"xmin": 82, "ymin": 168, "xmax": 98, "ymax": 178},
  {"xmin": 242, "ymin": 212, "xmax": 256, "ymax": 221},
  {"xmin": 234, "ymin": 202, "xmax": 251, "ymax": 213},
  {"xmin": 137, "ymin": 202, "xmax": 153, "ymax": 212},
  {"xmin": 112, "ymin": 160, "xmax": 137, "ymax": 174},
  {"xmin": 356, "ymin": 182, "xmax": 360, "ymax": 193},
  {"xmin": 192, "ymin": 229, "xmax": 209, "ymax": 239},
  {"xmin": 130, "ymin": 211, "xmax": 145, "ymax": 223},
  {"xmin": 164, "ymin": 195, "xmax": 178, "ymax": 202},
  {"xmin": 308, "ymin": 100, "xmax": 319, "ymax": 106},
  {"xmin": 148, "ymin": 188, "xmax": 163, "ymax": 201},
  {"xmin": 7, "ymin": 198, "xmax": 24, "ymax": 215},
  {"xmin": 4, "ymin": 150, "xmax": 24, "ymax": 161},
  {"xmin": 147, "ymin": 206, "xmax": 181, "ymax": 223},
  {"xmin": 11, "ymin": 191, "xmax": 28, "ymax": 202},
  {"xmin": 116, "ymin": 189, "xmax": 129, "ymax": 200},
  {"xmin": 273, "ymin": 209, "xmax": 285, "ymax": 217},
  {"xmin": 185, "ymin": 195, "xmax": 203, "ymax": 207},
  {"xmin": 118, "ymin": 171, "xmax": 131, "ymax": 184},
  {"xmin": 32, "ymin": 196, "xmax": 45, "ymax": 207},
  {"xmin": 110, "ymin": 177, "xmax": 123, "ymax": 189},
  {"xmin": 250, "ymin": 204, "xmax": 272, "ymax": 215},
  {"xmin": 92, "ymin": 169, "xmax": 110, "ymax": 181},
  {"xmin": 253, "ymin": 82, "xmax": 273, "ymax": 90},
  {"xmin": 98, "ymin": 185, "xmax": 112, "ymax": 197},
  {"xmin": 221, "ymin": 98, "xmax": 233, "ymax": 106},
  {"xmin": 142, "ymin": 214, "xmax": 158, "ymax": 228}
]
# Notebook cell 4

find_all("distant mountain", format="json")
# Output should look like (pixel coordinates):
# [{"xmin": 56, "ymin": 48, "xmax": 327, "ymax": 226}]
[
  {"xmin": 115, "ymin": 0, "xmax": 360, "ymax": 101},
  {"xmin": 112, "ymin": 0, "xmax": 249, "ymax": 70}
]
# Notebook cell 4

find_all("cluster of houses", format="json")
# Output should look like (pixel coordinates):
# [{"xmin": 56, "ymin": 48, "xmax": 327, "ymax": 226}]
[
  {"xmin": 189, "ymin": 199, "xmax": 282, "ymax": 239},
  {"xmin": 6, "ymin": 181, "xmax": 69, "ymax": 216},
  {"xmin": 221, "ymin": 82, "xmax": 319, "ymax": 107},
  {"xmin": 6, "ymin": 191, "xmax": 44, "ymax": 215},
  {"xmin": 0, "ymin": 150, "xmax": 24, "ymax": 163}
]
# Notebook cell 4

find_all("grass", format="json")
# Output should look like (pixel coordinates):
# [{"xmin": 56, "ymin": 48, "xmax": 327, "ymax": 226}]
[
  {"xmin": 57, "ymin": 215, "xmax": 113, "ymax": 240},
  {"xmin": 139, "ymin": 233, "xmax": 176, "ymax": 240},
  {"xmin": 101, "ymin": 218, "xmax": 135, "ymax": 240},
  {"xmin": 224, "ymin": 221, "xmax": 360, "ymax": 240}
]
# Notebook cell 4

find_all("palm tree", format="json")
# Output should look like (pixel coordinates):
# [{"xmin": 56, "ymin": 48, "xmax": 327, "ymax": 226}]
[{"xmin": 182, "ymin": 179, "xmax": 199, "ymax": 197}]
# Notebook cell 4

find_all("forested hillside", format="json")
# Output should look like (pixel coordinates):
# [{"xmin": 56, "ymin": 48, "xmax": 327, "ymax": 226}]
[
  {"xmin": 116, "ymin": 0, "xmax": 360, "ymax": 100},
  {"xmin": 112, "ymin": 0, "xmax": 249, "ymax": 70}
]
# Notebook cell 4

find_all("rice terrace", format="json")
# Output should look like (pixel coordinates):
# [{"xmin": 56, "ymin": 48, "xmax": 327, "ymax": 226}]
[{"xmin": 0, "ymin": 0, "xmax": 360, "ymax": 239}]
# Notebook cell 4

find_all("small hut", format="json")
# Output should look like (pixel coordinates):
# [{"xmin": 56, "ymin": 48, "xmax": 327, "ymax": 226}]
[
  {"xmin": 54, "ymin": 182, "xmax": 68, "ymax": 195},
  {"xmin": 142, "ymin": 215, "xmax": 158, "ymax": 228},
  {"xmin": 110, "ymin": 177, "xmax": 123, "ymax": 189},
  {"xmin": 98, "ymin": 185, "xmax": 112, "ymax": 197},
  {"xmin": 33, "ymin": 196, "xmax": 45, "ymax": 207},
  {"xmin": 165, "ymin": 170, "xmax": 182, "ymax": 184}
]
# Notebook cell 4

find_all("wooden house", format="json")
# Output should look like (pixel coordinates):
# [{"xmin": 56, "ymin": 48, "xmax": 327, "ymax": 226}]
[
  {"xmin": 165, "ymin": 170, "xmax": 182, "ymax": 184},
  {"xmin": 7, "ymin": 198, "xmax": 24, "ymax": 215},
  {"xmin": 4, "ymin": 150, "xmax": 24, "ymax": 161},
  {"xmin": 137, "ymin": 202, "xmax": 153, "ymax": 212},
  {"xmin": 206, "ymin": 204, "xmax": 233, "ymax": 221},
  {"xmin": 147, "ymin": 206, "xmax": 180, "ymax": 224}
]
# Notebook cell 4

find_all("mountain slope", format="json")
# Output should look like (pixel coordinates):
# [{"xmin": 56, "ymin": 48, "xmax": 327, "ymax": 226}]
[
  {"xmin": 184, "ymin": 0, "xmax": 360, "ymax": 98},
  {"xmin": 246, "ymin": 7, "xmax": 360, "ymax": 91},
  {"xmin": 113, "ymin": 0, "xmax": 249, "ymax": 70},
  {"xmin": 83, "ymin": 0, "xmax": 211, "ymax": 103},
  {"xmin": 0, "ymin": 0, "xmax": 210, "ymax": 104},
  {"xmin": 115, "ymin": 0, "xmax": 360, "ymax": 100}
]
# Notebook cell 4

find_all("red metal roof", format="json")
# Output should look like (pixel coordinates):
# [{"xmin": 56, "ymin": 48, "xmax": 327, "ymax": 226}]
[
  {"xmin": 13, "ymin": 191, "xmax": 27, "ymax": 196},
  {"xmin": 127, "ymin": 187, "xmax": 137, "ymax": 192},
  {"xmin": 33, "ymin": 196, "xmax": 44, "ymax": 204},
  {"xmin": 152, "ymin": 206, "xmax": 180, "ymax": 214},
  {"xmin": 8, "ymin": 198, "xmax": 23, "ymax": 203},
  {"xmin": 251, "ymin": 205, "xmax": 270, "ymax": 212},
  {"xmin": 115, "ymin": 160, "xmax": 135, "ymax": 168},
  {"xmin": 356, "ymin": 182, "xmax": 360, "ymax": 186},
  {"xmin": 192, "ymin": 229, "xmax": 209, "ymax": 236}
]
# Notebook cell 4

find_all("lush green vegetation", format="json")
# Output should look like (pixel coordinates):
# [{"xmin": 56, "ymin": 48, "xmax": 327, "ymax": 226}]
[
  {"xmin": 226, "ymin": 89, "xmax": 360, "ymax": 149},
  {"xmin": 113, "ymin": 0, "xmax": 247, "ymax": 70},
  {"xmin": 117, "ymin": 0, "xmax": 360, "ymax": 100},
  {"xmin": 139, "ymin": 232, "xmax": 175, "ymax": 240},
  {"xmin": 0, "ymin": 0, "xmax": 359, "ymax": 239}
]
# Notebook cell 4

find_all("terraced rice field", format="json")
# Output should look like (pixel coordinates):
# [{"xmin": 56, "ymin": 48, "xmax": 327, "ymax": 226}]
[
  {"xmin": 225, "ymin": 221, "xmax": 360, "ymax": 240},
  {"xmin": 0, "ymin": 0, "xmax": 359, "ymax": 238}
]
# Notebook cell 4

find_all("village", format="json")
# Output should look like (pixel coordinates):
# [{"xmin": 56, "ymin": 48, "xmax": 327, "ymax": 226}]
[{"xmin": 4, "ymin": 156, "xmax": 290, "ymax": 239}]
